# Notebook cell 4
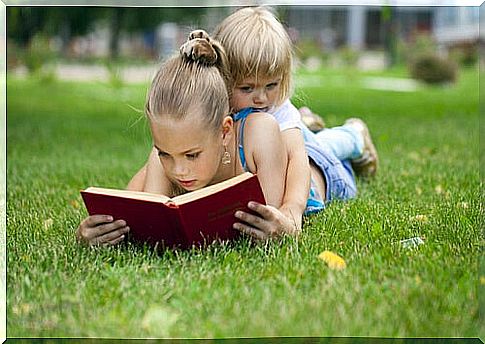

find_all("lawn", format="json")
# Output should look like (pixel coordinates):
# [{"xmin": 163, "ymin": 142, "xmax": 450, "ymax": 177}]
[{"xmin": 6, "ymin": 66, "xmax": 482, "ymax": 338}]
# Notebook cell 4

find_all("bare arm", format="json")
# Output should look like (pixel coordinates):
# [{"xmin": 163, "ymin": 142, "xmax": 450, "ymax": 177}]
[
  {"xmin": 142, "ymin": 147, "xmax": 173, "ymax": 194},
  {"xmin": 233, "ymin": 113, "xmax": 303, "ymax": 239},
  {"xmin": 126, "ymin": 164, "xmax": 147, "ymax": 191},
  {"xmin": 126, "ymin": 147, "xmax": 173, "ymax": 194},
  {"xmin": 244, "ymin": 113, "xmax": 287, "ymax": 208},
  {"xmin": 279, "ymin": 128, "xmax": 311, "ymax": 230}
]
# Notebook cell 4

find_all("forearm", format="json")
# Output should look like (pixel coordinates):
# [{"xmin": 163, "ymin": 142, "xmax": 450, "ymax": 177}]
[
  {"xmin": 126, "ymin": 165, "xmax": 147, "ymax": 191},
  {"xmin": 279, "ymin": 129, "xmax": 311, "ymax": 226},
  {"xmin": 127, "ymin": 148, "xmax": 171, "ymax": 194},
  {"xmin": 280, "ymin": 155, "xmax": 310, "ymax": 230},
  {"xmin": 144, "ymin": 147, "xmax": 171, "ymax": 194}
]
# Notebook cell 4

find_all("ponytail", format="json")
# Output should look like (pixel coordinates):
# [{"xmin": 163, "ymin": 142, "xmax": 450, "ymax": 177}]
[
  {"xmin": 179, "ymin": 30, "xmax": 233, "ymax": 100},
  {"xmin": 145, "ymin": 31, "xmax": 230, "ymax": 131}
]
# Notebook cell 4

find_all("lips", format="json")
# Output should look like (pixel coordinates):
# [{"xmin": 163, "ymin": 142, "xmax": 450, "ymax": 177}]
[{"xmin": 178, "ymin": 180, "xmax": 196, "ymax": 188}]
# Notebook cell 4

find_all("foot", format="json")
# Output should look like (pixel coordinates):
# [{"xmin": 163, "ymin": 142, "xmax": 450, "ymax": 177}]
[
  {"xmin": 299, "ymin": 107, "xmax": 325, "ymax": 132},
  {"xmin": 344, "ymin": 118, "xmax": 378, "ymax": 178}
]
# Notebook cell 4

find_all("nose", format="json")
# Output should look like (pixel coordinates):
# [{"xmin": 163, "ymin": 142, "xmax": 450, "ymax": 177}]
[
  {"xmin": 253, "ymin": 89, "xmax": 267, "ymax": 105},
  {"xmin": 172, "ymin": 159, "xmax": 189, "ymax": 177}
]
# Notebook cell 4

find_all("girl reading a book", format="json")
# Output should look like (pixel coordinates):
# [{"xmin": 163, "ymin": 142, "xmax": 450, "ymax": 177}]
[
  {"xmin": 77, "ymin": 37, "xmax": 295, "ymax": 246},
  {"xmin": 122, "ymin": 8, "xmax": 378, "ymax": 242}
]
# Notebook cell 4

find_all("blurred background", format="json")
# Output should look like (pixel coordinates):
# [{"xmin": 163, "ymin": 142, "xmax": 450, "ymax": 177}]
[{"xmin": 6, "ymin": 5, "xmax": 480, "ymax": 86}]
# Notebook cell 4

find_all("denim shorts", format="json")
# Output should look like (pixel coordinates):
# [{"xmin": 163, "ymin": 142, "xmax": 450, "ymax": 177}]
[{"xmin": 301, "ymin": 124, "xmax": 357, "ymax": 215}]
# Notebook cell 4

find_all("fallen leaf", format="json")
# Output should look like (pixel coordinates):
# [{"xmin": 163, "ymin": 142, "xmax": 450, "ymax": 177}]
[
  {"xmin": 480, "ymin": 276, "xmax": 485, "ymax": 285},
  {"xmin": 318, "ymin": 250, "xmax": 346, "ymax": 270},
  {"xmin": 435, "ymin": 185, "xmax": 444, "ymax": 195},
  {"xmin": 12, "ymin": 304, "xmax": 33, "ymax": 316},
  {"xmin": 413, "ymin": 214, "xmax": 429, "ymax": 223},
  {"xmin": 43, "ymin": 218, "xmax": 54, "ymax": 229},
  {"xmin": 408, "ymin": 151, "xmax": 421, "ymax": 161},
  {"xmin": 20, "ymin": 303, "xmax": 32, "ymax": 314},
  {"xmin": 70, "ymin": 199, "xmax": 80, "ymax": 209}
]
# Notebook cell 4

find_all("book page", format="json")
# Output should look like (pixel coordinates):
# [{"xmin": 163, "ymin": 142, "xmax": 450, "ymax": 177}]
[
  {"xmin": 172, "ymin": 172, "xmax": 254, "ymax": 205},
  {"xmin": 83, "ymin": 187, "xmax": 172, "ymax": 204}
]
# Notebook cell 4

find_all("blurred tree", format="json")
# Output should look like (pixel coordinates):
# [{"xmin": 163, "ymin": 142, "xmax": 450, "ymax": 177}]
[
  {"xmin": 7, "ymin": 7, "xmax": 47, "ymax": 48},
  {"xmin": 106, "ymin": 7, "xmax": 207, "ymax": 59},
  {"xmin": 8, "ymin": 7, "xmax": 208, "ymax": 59},
  {"xmin": 381, "ymin": 5, "xmax": 398, "ymax": 67},
  {"xmin": 45, "ymin": 8, "xmax": 108, "ymax": 56},
  {"xmin": 8, "ymin": 7, "xmax": 106, "ymax": 54}
]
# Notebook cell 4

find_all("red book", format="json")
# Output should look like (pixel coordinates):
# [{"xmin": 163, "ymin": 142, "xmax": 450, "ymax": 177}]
[{"xmin": 80, "ymin": 172, "xmax": 265, "ymax": 249}]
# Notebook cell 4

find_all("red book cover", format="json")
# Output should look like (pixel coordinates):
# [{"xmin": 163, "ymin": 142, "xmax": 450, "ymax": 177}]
[{"xmin": 80, "ymin": 172, "xmax": 265, "ymax": 249}]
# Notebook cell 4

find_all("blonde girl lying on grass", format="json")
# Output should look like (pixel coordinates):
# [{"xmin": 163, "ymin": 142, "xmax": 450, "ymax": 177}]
[{"xmin": 77, "ymin": 37, "xmax": 292, "ymax": 245}]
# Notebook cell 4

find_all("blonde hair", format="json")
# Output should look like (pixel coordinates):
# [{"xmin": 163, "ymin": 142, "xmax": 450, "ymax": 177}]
[
  {"xmin": 214, "ymin": 6, "xmax": 293, "ymax": 106},
  {"xmin": 145, "ymin": 39, "xmax": 230, "ymax": 131}
]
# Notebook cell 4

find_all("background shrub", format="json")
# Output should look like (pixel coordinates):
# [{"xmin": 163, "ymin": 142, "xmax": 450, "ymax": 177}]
[
  {"xmin": 409, "ymin": 53, "xmax": 458, "ymax": 84},
  {"xmin": 449, "ymin": 41, "xmax": 478, "ymax": 67},
  {"xmin": 23, "ymin": 34, "xmax": 55, "ymax": 74}
]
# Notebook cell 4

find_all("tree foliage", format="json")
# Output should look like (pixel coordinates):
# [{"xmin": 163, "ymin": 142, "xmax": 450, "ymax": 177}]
[{"xmin": 7, "ymin": 6, "xmax": 208, "ymax": 57}]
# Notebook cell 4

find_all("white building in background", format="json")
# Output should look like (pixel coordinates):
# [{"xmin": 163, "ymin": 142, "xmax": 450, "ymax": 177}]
[
  {"xmin": 433, "ymin": 7, "xmax": 480, "ymax": 46},
  {"xmin": 284, "ymin": 6, "xmax": 479, "ymax": 51},
  {"xmin": 286, "ymin": 6, "xmax": 480, "ymax": 50}
]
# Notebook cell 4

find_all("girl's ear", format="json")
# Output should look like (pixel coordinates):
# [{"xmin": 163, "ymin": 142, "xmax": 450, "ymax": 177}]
[{"xmin": 221, "ymin": 115, "xmax": 233, "ymax": 145}]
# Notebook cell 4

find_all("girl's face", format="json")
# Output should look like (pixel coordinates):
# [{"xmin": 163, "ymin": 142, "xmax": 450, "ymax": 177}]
[
  {"xmin": 150, "ymin": 115, "xmax": 231, "ymax": 192},
  {"xmin": 231, "ymin": 75, "xmax": 281, "ymax": 112}
]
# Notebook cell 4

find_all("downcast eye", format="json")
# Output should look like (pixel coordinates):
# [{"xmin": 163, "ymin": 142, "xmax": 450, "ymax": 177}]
[{"xmin": 186, "ymin": 152, "xmax": 200, "ymax": 160}]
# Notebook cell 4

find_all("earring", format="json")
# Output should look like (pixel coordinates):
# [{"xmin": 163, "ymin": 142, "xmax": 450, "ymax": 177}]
[{"xmin": 222, "ymin": 145, "xmax": 231, "ymax": 165}]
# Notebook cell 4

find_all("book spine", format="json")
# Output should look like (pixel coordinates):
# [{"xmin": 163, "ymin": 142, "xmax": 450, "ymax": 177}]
[
  {"xmin": 175, "ymin": 209, "xmax": 193, "ymax": 249},
  {"xmin": 166, "ymin": 202, "xmax": 191, "ymax": 248}
]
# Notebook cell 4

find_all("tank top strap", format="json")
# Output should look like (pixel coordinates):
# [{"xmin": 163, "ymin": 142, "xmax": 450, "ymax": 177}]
[
  {"xmin": 231, "ymin": 107, "xmax": 262, "ymax": 172},
  {"xmin": 232, "ymin": 107, "xmax": 254, "ymax": 121}
]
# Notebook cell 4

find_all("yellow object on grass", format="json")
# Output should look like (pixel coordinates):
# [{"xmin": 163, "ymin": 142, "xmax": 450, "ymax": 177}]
[{"xmin": 318, "ymin": 250, "xmax": 347, "ymax": 270}]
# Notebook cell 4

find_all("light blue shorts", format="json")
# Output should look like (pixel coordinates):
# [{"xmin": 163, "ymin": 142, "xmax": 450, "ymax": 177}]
[{"xmin": 301, "ymin": 124, "xmax": 357, "ymax": 215}]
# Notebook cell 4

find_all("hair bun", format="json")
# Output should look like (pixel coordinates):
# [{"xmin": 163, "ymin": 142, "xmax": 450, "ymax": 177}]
[
  {"xmin": 188, "ymin": 29, "xmax": 210, "ymax": 41},
  {"xmin": 180, "ymin": 31, "xmax": 218, "ymax": 66}
]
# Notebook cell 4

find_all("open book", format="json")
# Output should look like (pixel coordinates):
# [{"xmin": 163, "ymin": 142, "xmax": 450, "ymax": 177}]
[{"xmin": 80, "ymin": 172, "xmax": 265, "ymax": 249}]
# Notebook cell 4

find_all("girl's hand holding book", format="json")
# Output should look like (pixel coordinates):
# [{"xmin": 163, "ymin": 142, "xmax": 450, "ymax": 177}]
[
  {"xmin": 233, "ymin": 202, "xmax": 300, "ymax": 240},
  {"xmin": 76, "ymin": 215, "xmax": 130, "ymax": 246}
]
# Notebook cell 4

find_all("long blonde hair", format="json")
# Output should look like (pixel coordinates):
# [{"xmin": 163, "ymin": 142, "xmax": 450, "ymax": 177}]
[
  {"xmin": 145, "ymin": 39, "xmax": 230, "ymax": 131},
  {"xmin": 214, "ymin": 6, "xmax": 293, "ymax": 106}
]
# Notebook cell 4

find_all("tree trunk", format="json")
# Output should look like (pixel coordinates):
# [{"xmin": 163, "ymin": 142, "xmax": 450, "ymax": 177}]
[
  {"xmin": 382, "ymin": 7, "xmax": 398, "ymax": 67},
  {"xmin": 109, "ymin": 8, "xmax": 123, "ymax": 59}
]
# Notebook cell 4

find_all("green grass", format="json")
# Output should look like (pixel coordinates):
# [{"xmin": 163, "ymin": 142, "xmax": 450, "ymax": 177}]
[{"xmin": 6, "ymin": 66, "xmax": 482, "ymax": 338}]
